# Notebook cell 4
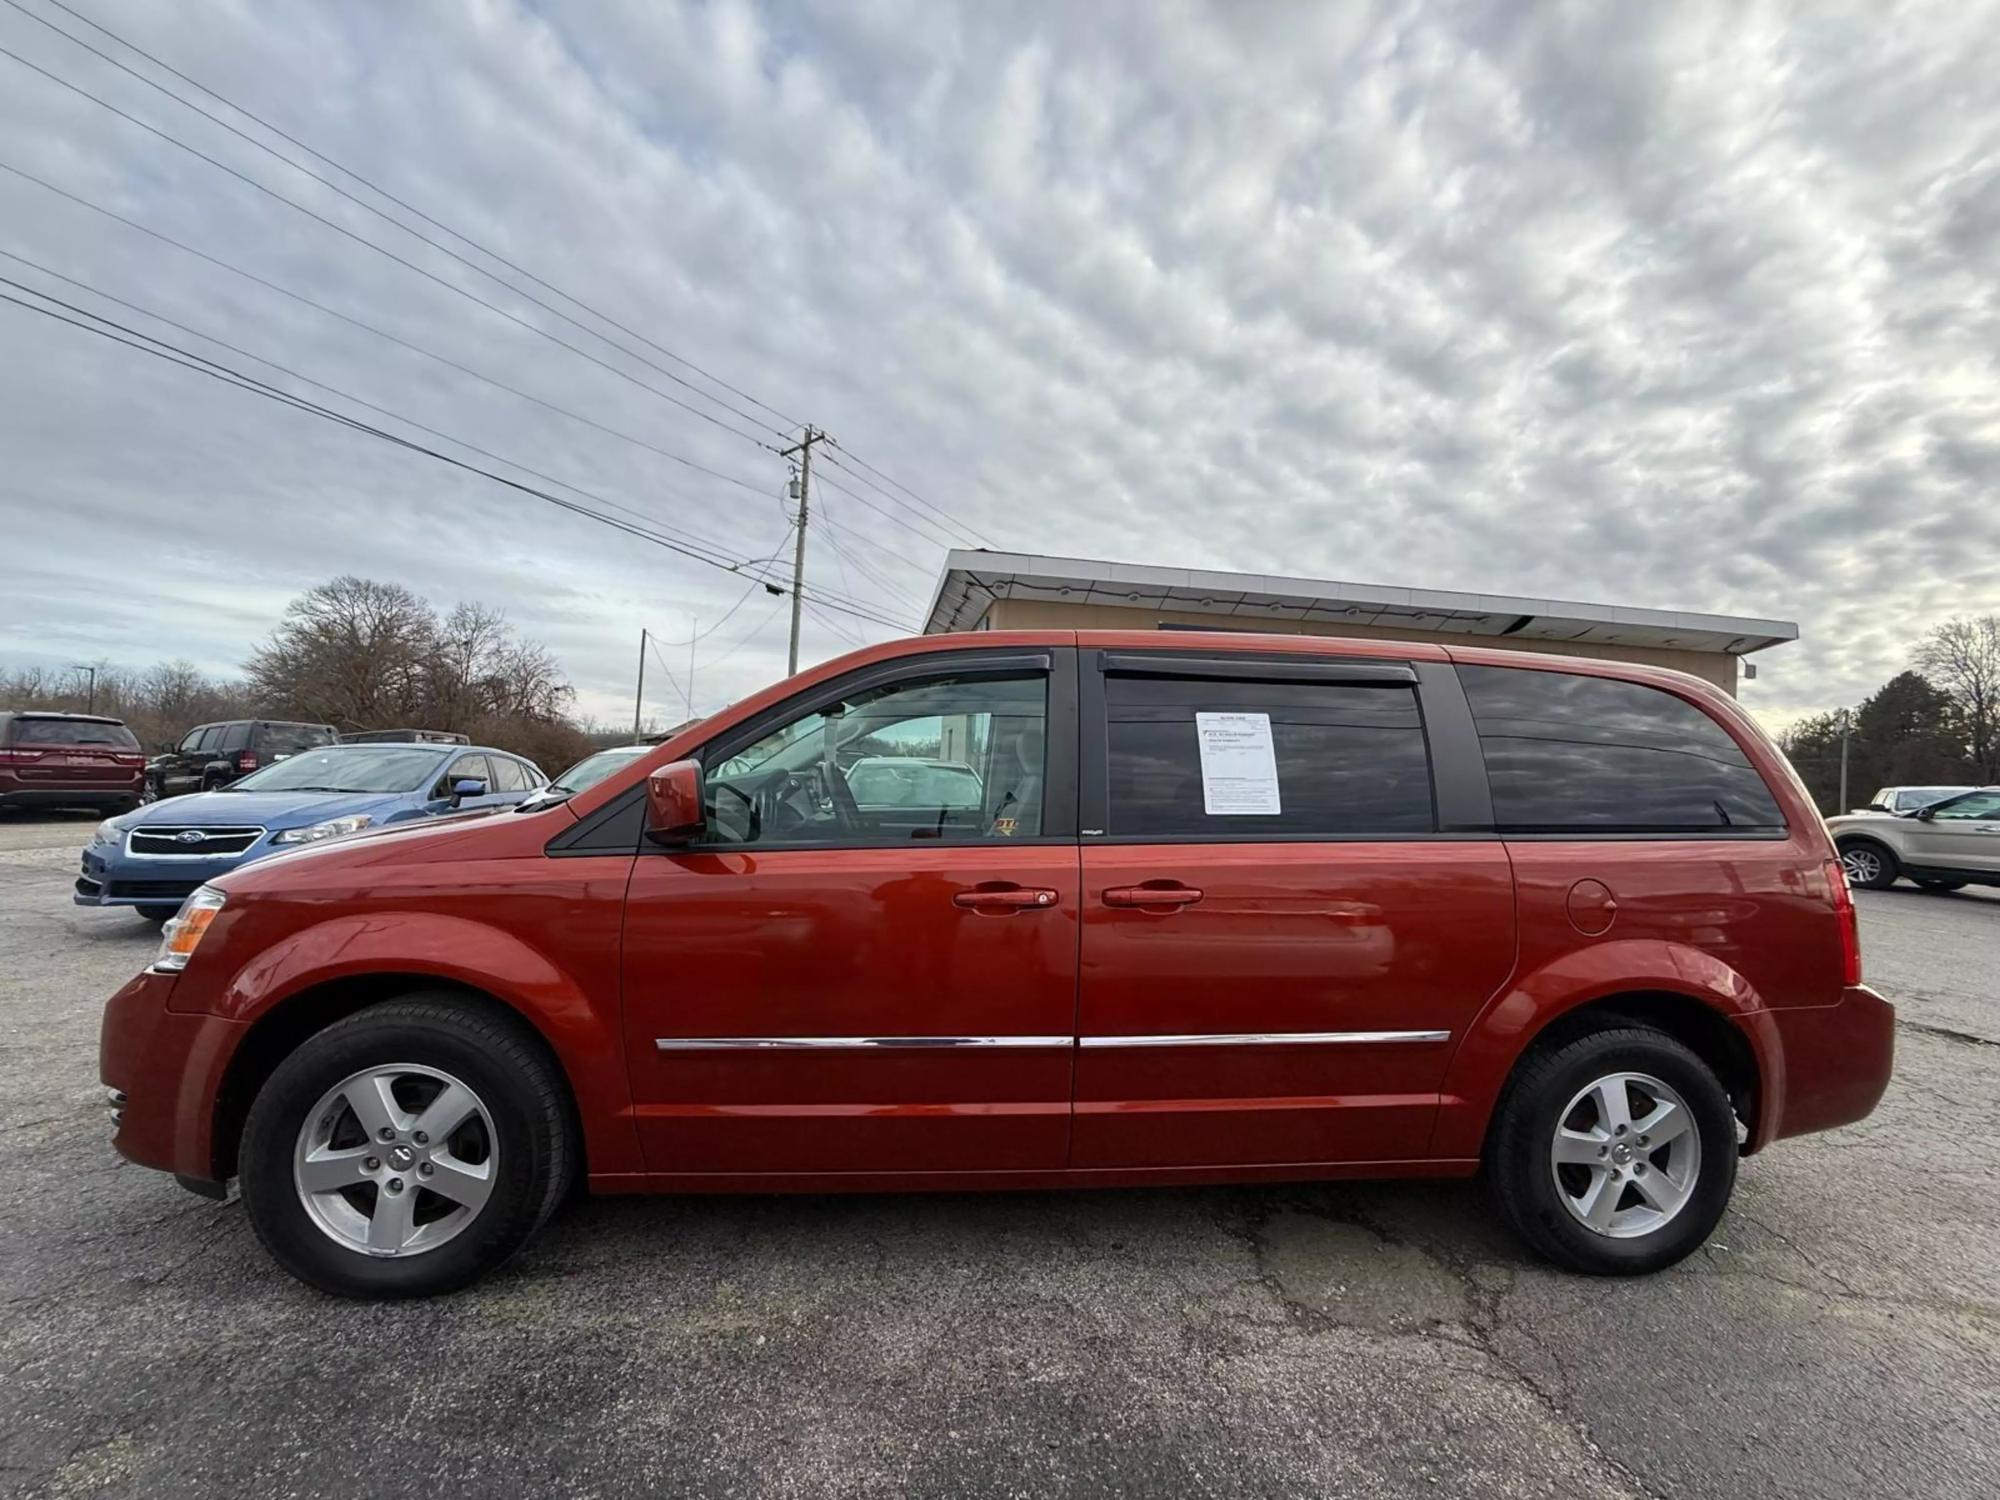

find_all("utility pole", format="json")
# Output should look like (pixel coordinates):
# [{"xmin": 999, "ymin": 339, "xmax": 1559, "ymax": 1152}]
[
  {"xmin": 74, "ymin": 663, "xmax": 98, "ymax": 714},
  {"xmin": 687, "ymin": 618, "xmax": 697, "ymax": 721},
  {"xmin": 779, "ymin": 427, "xmax": 824, "ymax": 675},
  {"xmin": 1838, "ymin": 709, "xmax": 1852, "ymax": 813},
  {"xmin": 632, "ymin": 627, "xmax": 647, "ymax": 739}
]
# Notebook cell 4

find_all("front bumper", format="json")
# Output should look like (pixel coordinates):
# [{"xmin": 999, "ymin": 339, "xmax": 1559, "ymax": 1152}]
[
  {"xmin": 1751, "ymin": 983, "xmax": 1896, "ymax": 1149},
  {"xmin": 76, "ymin": 845, "xmax": 252, "ymax": 909},
  {"xmin": 99, "ymin": 968, "xmax": 246, "ymax": 1186}
]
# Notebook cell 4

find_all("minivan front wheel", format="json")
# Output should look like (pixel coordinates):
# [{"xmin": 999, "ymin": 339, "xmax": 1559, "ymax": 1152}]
[
  {"xmin": 1488, "ymin": 1026, "xmax": 1736, "ymax": 1275},
  {"xmin": 240, "ymin": 996, "xmax": 570, "ymax": 1297}
]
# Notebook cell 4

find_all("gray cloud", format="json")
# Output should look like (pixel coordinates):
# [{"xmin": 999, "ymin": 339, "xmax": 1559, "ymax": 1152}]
[{"xmin": 3, "ymin": 0, "xmax": 1998, "ymax": 730}]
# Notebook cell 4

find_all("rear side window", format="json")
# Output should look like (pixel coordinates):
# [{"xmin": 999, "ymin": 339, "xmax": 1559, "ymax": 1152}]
[
  {"xmin": 1457, "ymin": 665, "xmax": 1786, "ymax": 834},
  {"xmin": 489, "ymin": 757, "xmax": 531, "ymax": 793},
  {"xmin": 12, "ymin": 718, "xmax": 139, "ymax": 748},
  {"xmin": 1104, "ymin": 674, "xmax": 1433, "ymax": 837},
  {"xmin": 220, "ymin": 723, "xmax": 251, "ymax": 752},
  {"xmin": 258, "ymin": 723, "xmax": 335, "ymax": 756}
]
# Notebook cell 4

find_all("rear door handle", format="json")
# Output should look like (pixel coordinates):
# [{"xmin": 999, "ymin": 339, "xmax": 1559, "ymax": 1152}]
[
  {"xmin": 952, "ymin": 887, "xmax": 1060, "ymax": 912},
  {"xmin": 1103, "ymin": 884, "xmax": 1204, "ymax": 909}
]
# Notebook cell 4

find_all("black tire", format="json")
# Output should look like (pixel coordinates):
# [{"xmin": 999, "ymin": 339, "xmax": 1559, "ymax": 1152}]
[
  {"xmin": 137, "ymin": 907, "xmax": 175, "ymax": 926},
  {"xmin": 1838, "ymin": 839, "xmax": 1900, "ymax": 890},
  {"xmin": 1487, "ymin": 1025, "xmax": 1737, "ymax": 1276},
  {"xmin": 1913, "ymin": 878, "xmax": 1965, "ymax": 893},
  {"xmin": 239, "ymin": 995, "xmax": 571, "ymax": 1298}
]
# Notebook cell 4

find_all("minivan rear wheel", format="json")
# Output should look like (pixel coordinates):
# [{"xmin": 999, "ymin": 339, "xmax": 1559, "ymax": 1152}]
[
  {"xmin": 239, "ymin": 996, "xmax": 571, "ymax": 1297},
  {"xmin": 1488, "ymin": 1026, "xmax": 1736, "ymax": 1275}
]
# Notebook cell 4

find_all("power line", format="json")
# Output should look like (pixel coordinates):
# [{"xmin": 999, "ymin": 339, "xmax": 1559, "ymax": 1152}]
[
  {"xmin": 29, "ymin": 0, "xmax": 805, "ymax": 431},
  {"xmin": 0, "ymin": 156, "xmax": 777, "ymax": 498},
  {"xmin": 7, "ymin": 0, "xmax": 1006, "ymax": 563},
  {"xmin": 821, "ymin": 442, "xmax": 998, "ymax": 548},
  {"xmin": 0, "ymin": 39, "xmax": 787, "ymax": 452},
  {"xmin": 1, "ymin": 283, "xmax": 920, "ymax": 631},
  {"xmin": 0, "ymin": 249, "xmax": 765, "ymax": 560},
  {"xmin": 811, "ymin": 465, "xmax": 965, "ymax": 552}
]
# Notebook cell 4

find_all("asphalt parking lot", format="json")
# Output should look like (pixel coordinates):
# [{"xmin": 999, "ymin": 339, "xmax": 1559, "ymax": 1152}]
[{"xmin": 2, "ymin": 813, "xmax": 1996, "ymax": 1499}]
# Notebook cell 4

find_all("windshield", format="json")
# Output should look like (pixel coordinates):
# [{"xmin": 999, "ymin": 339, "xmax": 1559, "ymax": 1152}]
[{"xmin": 224, "ymin": 745, "xmax": 447, "ymax": 794}]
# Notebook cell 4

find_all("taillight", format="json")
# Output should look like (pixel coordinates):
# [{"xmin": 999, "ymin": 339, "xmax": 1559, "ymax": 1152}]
[
  {"xmin": 1824, "ymin": 858, "xmax": 1862, "ymax": 986},
  {"xmin": 237, "ymin": 751, "xmax": 258, "ymax": 772},
  {"xmin": 0, "ymin": 748, "xmax": 30, "ymax": 764}
]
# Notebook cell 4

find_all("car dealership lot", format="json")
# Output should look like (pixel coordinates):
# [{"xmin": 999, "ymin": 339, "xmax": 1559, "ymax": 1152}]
[{"xmin": 1, "ymin": 814, "xmax": 1995, "ymax": 1499}]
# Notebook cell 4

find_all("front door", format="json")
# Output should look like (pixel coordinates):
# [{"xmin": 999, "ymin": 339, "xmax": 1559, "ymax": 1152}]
[
  {"xmin": 1902, "ymin": 789, "xmax": 2000, "ymax": 876},
  {"xmin": 1072, "ymin": 650, "xmax": 1516, "ymax": 1168},
  {"xmin": 621, "ymin": 648, "xmax": 1081, "ymax": 1177}
]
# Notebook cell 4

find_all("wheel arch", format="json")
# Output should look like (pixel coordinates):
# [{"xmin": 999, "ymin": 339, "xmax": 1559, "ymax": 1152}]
[
  {"xmin": 1483, "ymin": 991, "xmax": 1761, "ymax": 1156},
  {"xmin": 1433, "ymin": 939, "xmax": 1782, "ymax": 1161},
  {"xmin": 209, "ymin": 974, "xmax": 593, "ymax": 1185}
]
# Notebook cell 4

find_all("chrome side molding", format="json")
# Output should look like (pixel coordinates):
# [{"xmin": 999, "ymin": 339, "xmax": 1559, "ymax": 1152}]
[
  {"xmin": 1079, "ymin": 1030, "xmax": 1450, "ymax": 1048},
  {"xmin": 655, "ymin": 1030, "xmax": 1450, "ymax": 1051},
  {"xmin": 655, "ymin": 1035, "xmax": 1073, "ymax": 1051}
]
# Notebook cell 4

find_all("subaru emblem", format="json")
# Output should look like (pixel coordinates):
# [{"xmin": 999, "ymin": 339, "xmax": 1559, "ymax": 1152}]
[{"xmin": 175, "ymin": 829, "xmax": 206, "ymax": 845}]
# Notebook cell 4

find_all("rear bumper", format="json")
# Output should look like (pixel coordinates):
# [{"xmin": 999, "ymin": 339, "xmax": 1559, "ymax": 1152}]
[
  {"xmin": 3, "ymin": 786, "xmax": 139, "ymax": 809},
  {"xmin": 1747, "ymin": 984, "xmax": 1896, "ymax": 1150},
  {"xmin": 99, "ymin": 969, "xmax": 245, "ymax": 1186}
]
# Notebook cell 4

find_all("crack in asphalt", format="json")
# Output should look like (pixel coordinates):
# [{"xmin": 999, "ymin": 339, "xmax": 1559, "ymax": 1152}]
[{"xmin": 1896, "ymin": 1018, "xmax": 2000, "ymax": 1048}]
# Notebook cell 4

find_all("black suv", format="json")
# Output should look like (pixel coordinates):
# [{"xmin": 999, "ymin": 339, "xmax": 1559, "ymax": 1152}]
[{"xmin": 146, "ymin": 720, "xmax": 337, "ymax": 800}]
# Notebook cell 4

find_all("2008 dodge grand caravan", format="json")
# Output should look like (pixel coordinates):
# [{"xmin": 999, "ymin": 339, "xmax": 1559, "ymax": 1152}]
[{"xmin": 100, "ymin": 631, "xmax": 1892, "ymax": 1297}]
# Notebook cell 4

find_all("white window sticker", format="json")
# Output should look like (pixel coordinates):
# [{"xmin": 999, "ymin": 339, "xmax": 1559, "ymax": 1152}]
[{"xmin": 1194, "ymin": 711, "xmax": 1281, "ymax": 816}]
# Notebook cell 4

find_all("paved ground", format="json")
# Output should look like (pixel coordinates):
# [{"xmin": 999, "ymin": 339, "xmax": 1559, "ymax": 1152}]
[{"xmin": 1, "ymin": 812, "xmax": 1995, "ymax": 1499}]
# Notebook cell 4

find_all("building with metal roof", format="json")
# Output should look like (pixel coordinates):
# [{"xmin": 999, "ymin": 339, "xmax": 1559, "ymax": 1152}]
[{"xmin": 923, "ymin": 550, "xmax": 1796, "ymax": 695}]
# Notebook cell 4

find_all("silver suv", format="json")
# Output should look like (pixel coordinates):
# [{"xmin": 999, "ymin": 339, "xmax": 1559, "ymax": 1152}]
[{"xmin": 1828, "ymin": 787, "xmax": 2000, "ymax": 891}]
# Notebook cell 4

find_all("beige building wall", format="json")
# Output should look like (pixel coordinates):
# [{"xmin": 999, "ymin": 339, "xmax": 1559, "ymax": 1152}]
[{"xmin": 981, "ymin": 597, "xmax": 1741, "ymax": 695}]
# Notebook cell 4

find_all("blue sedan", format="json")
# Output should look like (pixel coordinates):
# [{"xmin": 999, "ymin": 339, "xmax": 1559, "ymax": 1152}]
[{"xmin": 76, "ymin": 742, "xmax": 546, "ymax": 921}]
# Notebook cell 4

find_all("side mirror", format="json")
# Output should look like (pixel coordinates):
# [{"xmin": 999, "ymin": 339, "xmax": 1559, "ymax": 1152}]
[
  {"xmin": 645, "ymin": 760, "xmax": 705, "ymax": 844},
  {"xmin": 1915, "ymin": 806, "xmax": 1937, "ymax": 821},
  {"xmin": 449, "ymin": 777, "xmax": 488, "ymax": 806}
]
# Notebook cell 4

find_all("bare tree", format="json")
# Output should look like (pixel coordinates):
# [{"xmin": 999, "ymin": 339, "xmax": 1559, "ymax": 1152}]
[
  {"xmin": 1914, "ymin": 615, "xmax": 2000, "ymax": 780},
  {"xmin": 247, "ymin": 576, "xmax": 437, "ymax": 730}
]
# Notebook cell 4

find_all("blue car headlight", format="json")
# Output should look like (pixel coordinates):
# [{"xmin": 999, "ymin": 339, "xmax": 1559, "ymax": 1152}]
[
  {"xmin": 271, "ymin": 814, "xmax": 376, "ymax": 845},
  {"xmin": 93, "ymin": 818, "xmax": 126, "ymax": 846}
]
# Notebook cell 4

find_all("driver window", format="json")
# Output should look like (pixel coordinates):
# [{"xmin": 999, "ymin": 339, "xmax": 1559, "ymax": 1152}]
[
  {"xmin": 701, "ymin": 670, "xmax": 1048, "ymax": 846},
  {"xmin": 1934, "ymin": 792, "xmax": 2000, "ymax": 820}
]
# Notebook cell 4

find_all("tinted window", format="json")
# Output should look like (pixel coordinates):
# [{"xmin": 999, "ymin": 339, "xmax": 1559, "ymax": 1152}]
[
  {"xmin": 702, "ymin": 670, "xmax": 1047, "ymax": 845},
  {"xmin": 1458, "ymin": 665, "xmax": 1785, "ymax": 833},
  {"xmin": 220, "ymin": 723, "xmax": 251, "ymax": 752},
  {"xmin": 13, "ymin": 718, "xmax": 139, "ymax": 748},
  {"xmin": 259, "ymin": 723, "xmax": 335, "ymax": 756},
  {"xmin": 1104, "ymin": 674, "xmax": 1433, "ymax": 837}
]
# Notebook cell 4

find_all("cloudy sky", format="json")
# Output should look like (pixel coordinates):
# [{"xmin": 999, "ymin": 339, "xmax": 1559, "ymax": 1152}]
[{"xmin": 2, "ymin": 0, "xmax": 1997, "ymax": 730}]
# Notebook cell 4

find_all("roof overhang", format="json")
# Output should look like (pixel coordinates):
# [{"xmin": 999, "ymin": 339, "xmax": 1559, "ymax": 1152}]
[{"xmin": 923, "ymin": 551, "xmax": 1798, "ymax": 656}]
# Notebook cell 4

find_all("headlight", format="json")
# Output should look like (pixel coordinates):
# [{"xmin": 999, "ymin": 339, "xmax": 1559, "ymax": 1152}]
[
  {"xmin": 152, "ymin": 886, "xmax": 225, "ymax": 973},
  {"xmin": 271, "ymin": 814, "xmax": 375, "ymax": 845},
  {"xmin": 93, "ymin": 818, "xmax": 125, "ymax": 845}
]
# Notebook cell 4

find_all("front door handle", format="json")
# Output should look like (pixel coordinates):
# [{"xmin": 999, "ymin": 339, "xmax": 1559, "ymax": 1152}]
[
  {"xmin": 1103, "ymin": 883, "xmax": 1204, "ymax": 909},
  {"xmin": 952, "ymin": 886, "xmax": 1059, "ymax": 912}
]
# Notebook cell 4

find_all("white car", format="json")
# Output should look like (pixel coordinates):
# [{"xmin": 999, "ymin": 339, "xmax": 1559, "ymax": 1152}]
[{"xmin": 1827, "ymin": 787, "xmax": 2000, "ymax": 892}]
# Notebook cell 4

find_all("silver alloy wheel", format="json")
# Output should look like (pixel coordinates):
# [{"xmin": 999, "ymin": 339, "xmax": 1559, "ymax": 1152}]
[
  {"xmin": 1841, "ymin": 847, "xmax": 1883, "ymax": 885},
  {"xmin": 293, "ymin": 1063, "xmax": 497, "ymax": 1258},
  {"xmin": 1549, "ymin": 1071, "xmax": 1701, "ymax": 1239}
]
